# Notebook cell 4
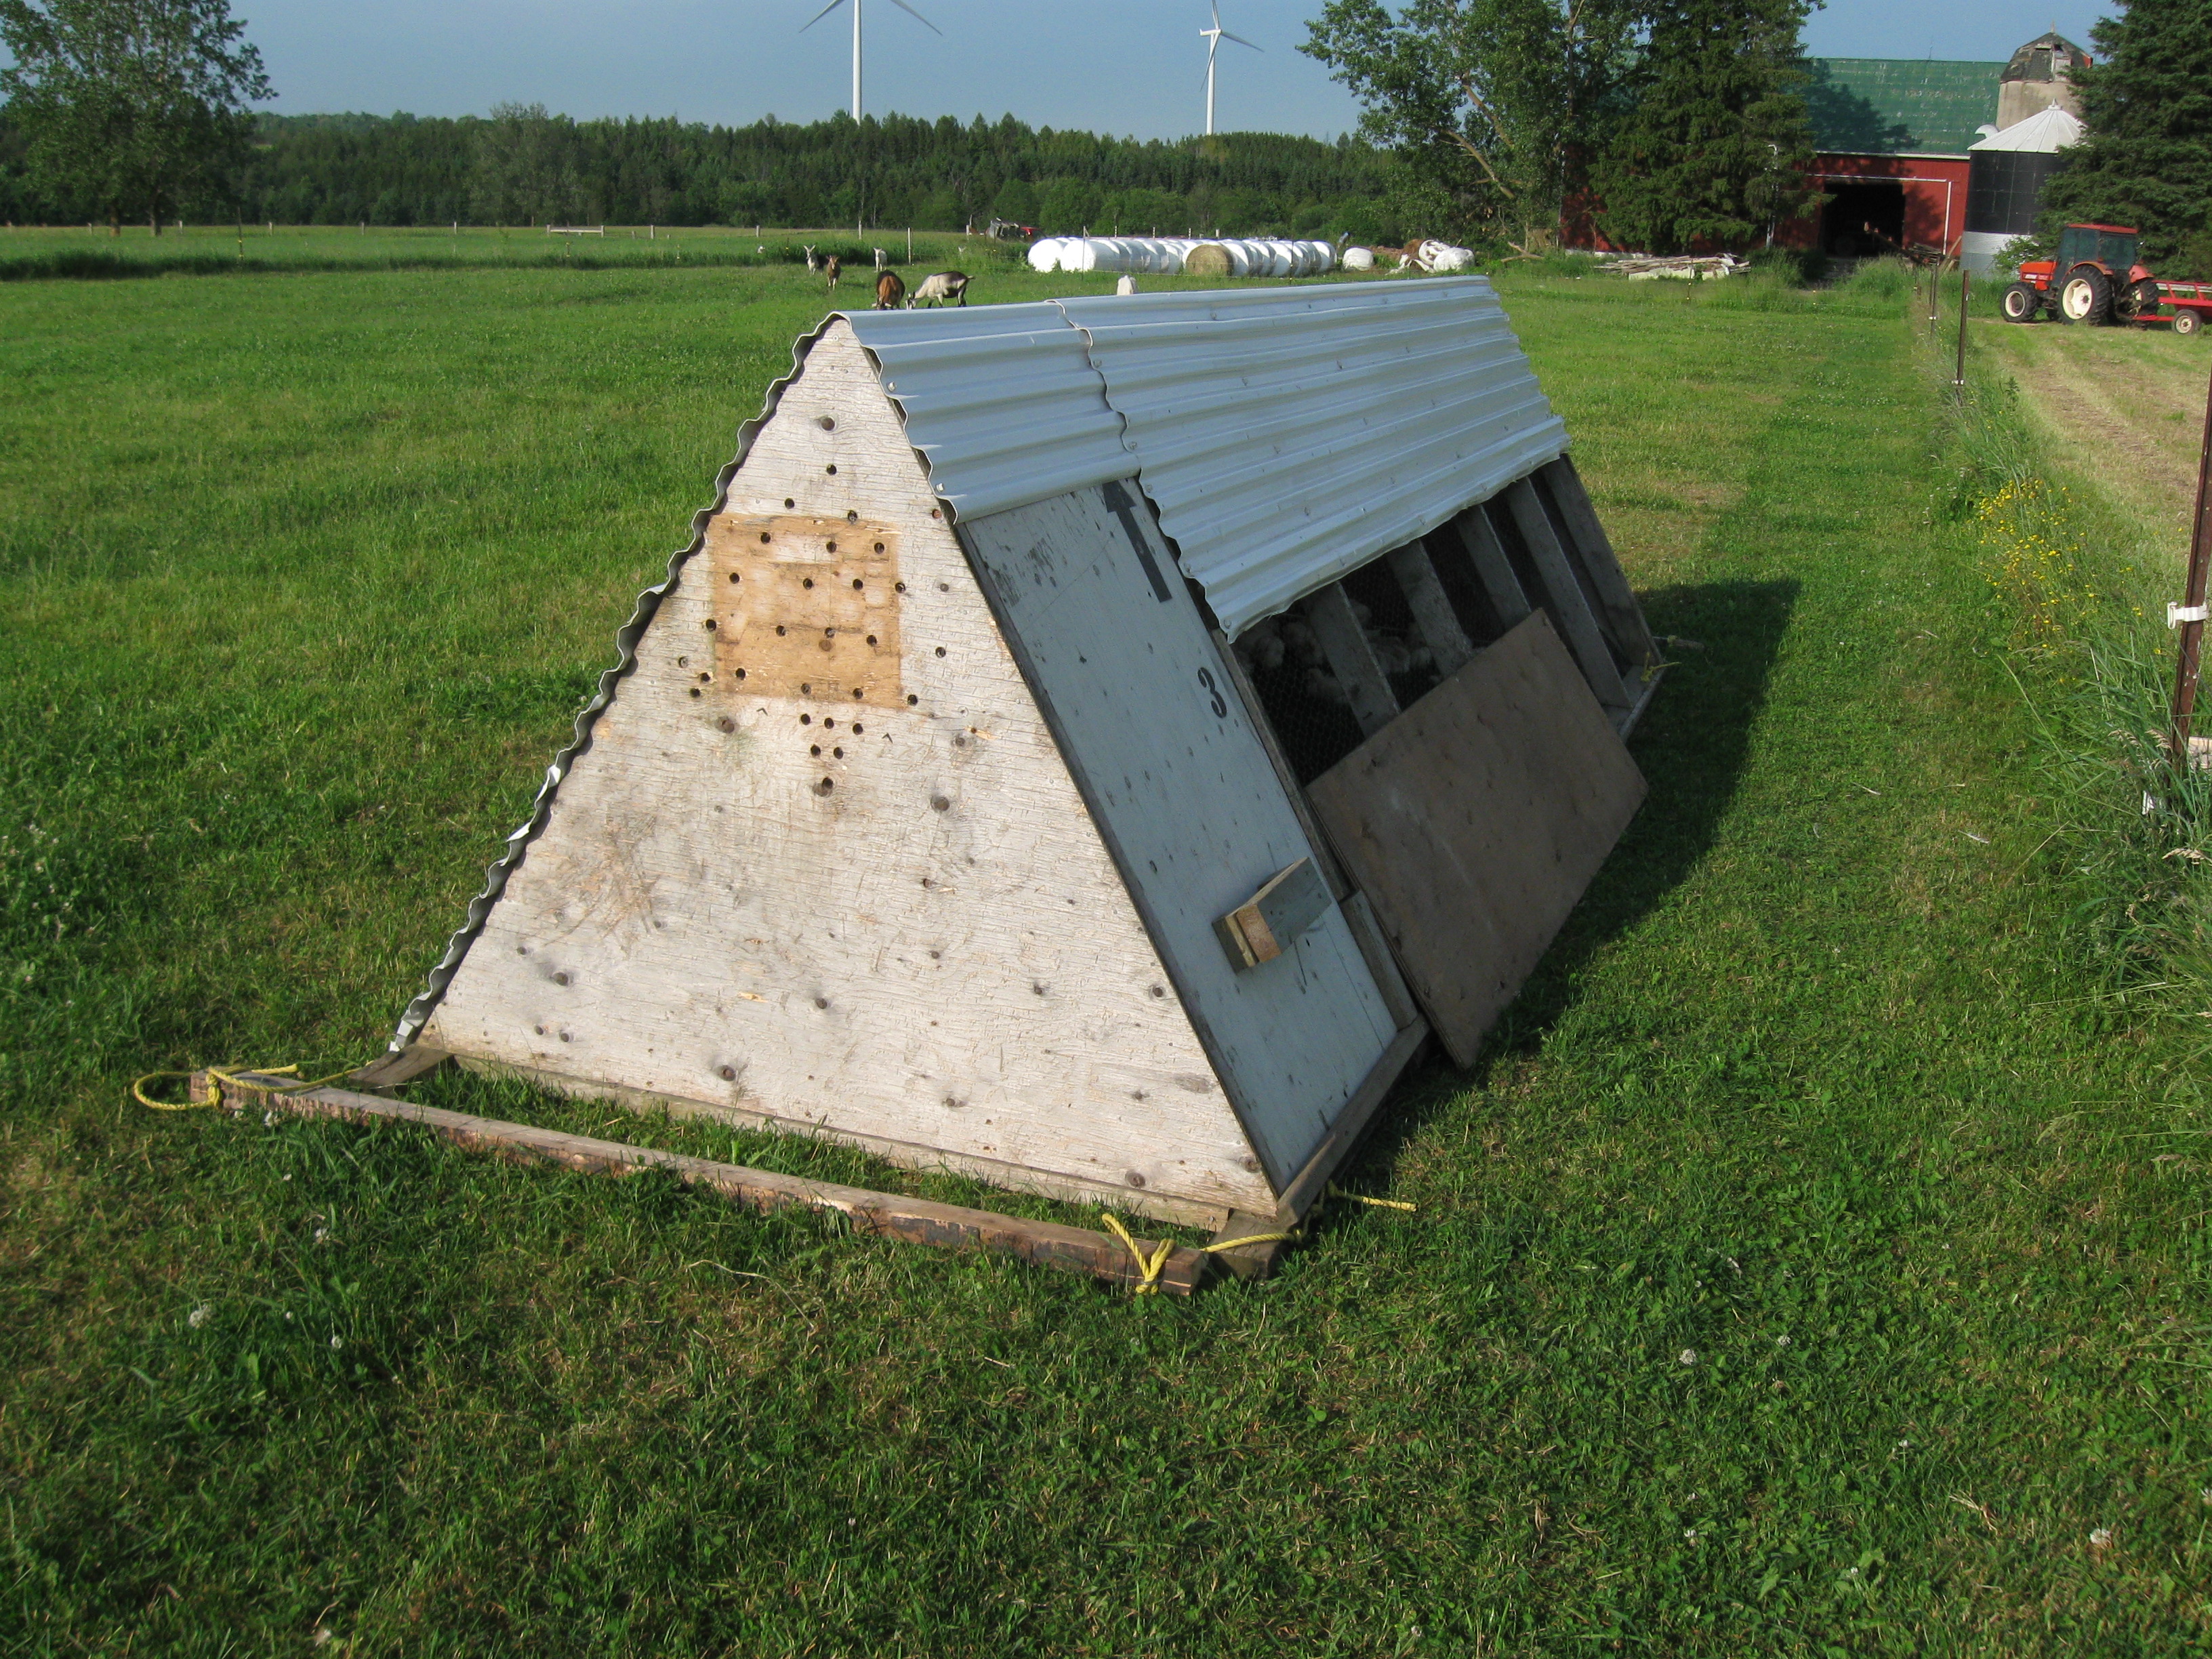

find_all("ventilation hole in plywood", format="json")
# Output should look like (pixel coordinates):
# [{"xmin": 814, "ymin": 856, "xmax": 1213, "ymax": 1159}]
[
  {"xmin": 1149, "ymin": 984, "xmax": 1166, "ymax": 998},
  {"xmin": 853, "ymin": 723, "xmax": 863, "ymax": 734},
  {"xmin": 866, "ymin": 634, "xmax": 877, "ymax": 645},
  {"xmin": 718, "ymin": 716, "xmax": 736, "ymax": 733},
  {"xmin": 810, "ymin": 744, "xmax": 820, "ymax": 756},
  {"xmin": 689, "ymin": 687, "xmax": 701, "ymax": 698},
  {"xmin": 852, "ymin": 687, "xmax": 863, "ymax": 699},
  {"xmin": 775, "ymin": 625, "xmax": 787, "ymax": 636},
  {"xmin": 802, "ymin": 577, "xmax": 815, "ymax": 589},
  {"xmin": 827, "ymin": 541, "xmax": 837, "ymax": 554},
  {"xmin": 704, "ymin": 619, "xmax": 718, "ymax": 631},
  {"xmin": 718, "ymin": 1063, "xmax": 738, "ymax": 1080},
  {"xmin": 815, "ymin": 996, "xmax": 830, "ymax": 1008},
  {"xmin": 934, "ymin": 646, "xmax": 946, "ymax": 657},
  {"xmin": 800, "ymin": 682, "xmax": 811, "ymax": 694},
  {"xmin": 729, "ymin": 571, "xmax": 741, "ymax": 583},
  {"xmin": 800, "ymin": 714, "xmax": 812, "ymax": 725},
  {"xmin": 930, "ymin": 794, "xmax": 950, "ymax": 811},
  {"xmin": 833, "ymin": 747, "xmax": 844, "ymax": 758},
  {"xmin": 852, "ymin": 578, "xmax": 863, "ymax": 590},
  {"xmin": 697, "ymin": 672, "xmax": 711, "ymax": 682},
  {"xmin": 906, "ymin": 693, "xmax": 918, "ymax": 705},
  {"xmin": 784, "ymin": 497, "xmax": 794, "ymax": 508},
  {"xmin": 1124, "ymin": 1171, "xmax": 1146, "ymax": 1189},
  {"xmin": 846, "ymin": 510, "xmax": 858, "ymax": 523},
  {"xmin": 818, "ymin": 416, "xmax": 834, "ymax": 430},
  {"xmin": 758, "ymin": 531, "xmax": 771, "ymax": 544},
  {"xmin": 825, "ymin": 464, "xmax": 838, "ymax": 475},
  {"xmin": 735, "ymin": 668, "xmax": 747, "ymax": 680},
  {"xmin": 894, "ymin": 579, "xmax": 904, "ymax": 590},
  {"xmin": 817, "ymin": 777, "xmax": 834, "ymax": 793}
]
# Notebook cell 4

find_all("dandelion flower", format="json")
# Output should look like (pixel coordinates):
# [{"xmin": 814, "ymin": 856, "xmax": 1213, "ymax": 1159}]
[{"xmin": 188, "ymin": 1304, "xmax": 211, "ymax": 1329}]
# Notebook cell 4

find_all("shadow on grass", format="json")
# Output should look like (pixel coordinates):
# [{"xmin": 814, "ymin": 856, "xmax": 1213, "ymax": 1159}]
[{"xmin": 1340, "ymin": 575, "xmax": 1801, "ymax": 1179}]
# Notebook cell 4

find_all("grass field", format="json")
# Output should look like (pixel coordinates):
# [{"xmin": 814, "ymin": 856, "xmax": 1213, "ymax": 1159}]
[{"xmin": 4, "ymin": 243, "xmax": 2211, "ymax": 1653}]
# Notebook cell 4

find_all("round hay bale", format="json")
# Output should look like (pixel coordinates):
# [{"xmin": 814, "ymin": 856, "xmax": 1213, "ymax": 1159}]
[
  {"xmin": 1184, "ymin": 243, "xmax": 1232, "ymax": 278},
  {"xmin": 1342, "ymin": 246, "xmax": 1376, "ymax": 271}
]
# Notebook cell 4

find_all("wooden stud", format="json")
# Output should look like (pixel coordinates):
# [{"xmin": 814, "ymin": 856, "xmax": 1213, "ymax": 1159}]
[
  {"xmin": 1500, "ymin": 478, "xmax": 1631, "ymax": 715},
  {"xmin": 1211, "ymin": 630, "xmax": 1350, "ymax": 900},
  {"xmin": 199, "ymin": 1069, "xmax": 1214, "ymax": 1294},
  {"xmin": 1385, "ymin": 541, "xmax": 1475, "ymax": 676},
  {"xmin": 1448, "ymin": 505, "xmax": 1533, "ymax": 632},
  {"xmin": 1539, "ymin": 458, "xmax": 1658, "ymax": 668},
  {"xmin": 1303, "ymin": 582, "xmax": 1399, "ymax": 737},
  {"xmin": 1206, "ymin": 1209, "xmax": 1295, "ymax": 1282}
]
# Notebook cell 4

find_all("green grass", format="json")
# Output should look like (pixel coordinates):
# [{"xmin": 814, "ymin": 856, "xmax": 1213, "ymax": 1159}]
[{"xmin": 4, "ymin": 253, "xmax": 2210, "ymax": 1654}]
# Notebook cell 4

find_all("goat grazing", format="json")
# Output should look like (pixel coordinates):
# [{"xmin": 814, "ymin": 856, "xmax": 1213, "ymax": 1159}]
[
  {"xmin": 908, "ymin": 270, "xmax": 970, "ymax": 307},
  {"xmin": 874, "ymin": 269, "xmax": 906, "ymax": 309},
  {"xmin": 823, "ymin": 254, "xmax": 841, "ymax": 291},
  {"xmin": 803, "ymin": 245, "xmax": 819, "ymax": 272}
]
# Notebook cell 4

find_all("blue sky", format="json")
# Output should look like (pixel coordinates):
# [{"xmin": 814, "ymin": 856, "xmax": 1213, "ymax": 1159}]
[{"xmin": 59, "ymin": 1, "xmax": 2135, "ymax": 140}]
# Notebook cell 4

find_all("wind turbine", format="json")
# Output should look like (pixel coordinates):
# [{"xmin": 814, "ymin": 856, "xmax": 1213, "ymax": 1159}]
[
  {"xmin": 1200, "ymin": 0, "xmax": 1260, "ymax": 137},
  {"xmin": 802, "ymin": 0, "xmax": 941, "ymax": 122}
]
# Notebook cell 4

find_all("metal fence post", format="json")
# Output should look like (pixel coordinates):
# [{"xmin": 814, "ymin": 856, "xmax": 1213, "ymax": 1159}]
[{"xmin": 1954, "ymin": 265, "xmax": 1969, "ymax": 388}]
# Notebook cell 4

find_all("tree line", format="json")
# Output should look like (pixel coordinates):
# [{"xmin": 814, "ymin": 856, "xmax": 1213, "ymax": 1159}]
[{"xmin": 0, "ymin": 100, "xmax": 1407, "ymax": 241}]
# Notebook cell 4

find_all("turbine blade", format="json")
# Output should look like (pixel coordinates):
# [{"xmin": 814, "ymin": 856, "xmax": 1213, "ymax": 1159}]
[
  {"xmin": 1223, "ymin": 29, "xmax": 1262, "ymax": 49},
  {"xmin": 800, "ymin": 0, "xmax": 847, "ymax": 30},
  {"xmin": 886, "ymin": 0, "xmax": 944, "ymax": 34}
]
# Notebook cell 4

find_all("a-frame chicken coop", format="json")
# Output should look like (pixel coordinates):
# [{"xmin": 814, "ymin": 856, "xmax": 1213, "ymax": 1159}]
[{"xmin": 376, "ymin": 277, "xmax": 1660, "ymax": 1237}]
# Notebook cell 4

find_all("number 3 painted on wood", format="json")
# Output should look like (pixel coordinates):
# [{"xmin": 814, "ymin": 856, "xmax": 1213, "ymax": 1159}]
[{"xmin": 1197, "ymin": 667, "xmax": 1228, "ymax": 719}]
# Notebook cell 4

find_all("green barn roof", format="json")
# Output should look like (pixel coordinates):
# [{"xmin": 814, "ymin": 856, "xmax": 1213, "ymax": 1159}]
[{"xmin": 1805, "ymin": 58, "xmax": 2003, "ymax": 157}]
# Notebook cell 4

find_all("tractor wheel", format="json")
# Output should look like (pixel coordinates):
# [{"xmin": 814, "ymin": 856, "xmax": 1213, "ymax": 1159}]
[
  {"xmin": 2177, "ymin": 308, "xmax": 2205, "ymax": 337},
  {"xmin": 2001, "ymin": 281, "xmax": 2041, "ymax": 322},
  {"xmin": 2060, "ymin": 265, "xmax": 2114, "ymax": 324},
  {"xmin": 2128, "ymin": 277, "xmax": 2164, "ymax": 321}
]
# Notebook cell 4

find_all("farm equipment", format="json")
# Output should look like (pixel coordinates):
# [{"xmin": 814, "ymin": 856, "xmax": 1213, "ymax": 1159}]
[{"xmin": 2001, "ymin": 222, "xmax": 2212, "ymax": 335}]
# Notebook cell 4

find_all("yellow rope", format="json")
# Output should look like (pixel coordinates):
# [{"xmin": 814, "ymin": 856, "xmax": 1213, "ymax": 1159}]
[
  {"xmin": 1099, "ymin": 1210, "xmax": 1177, "ymax": 1295},
  {"xmin": 1098, "ymin": 1181, "xmax": 1417, "ymax": 1292},
  {"xmin": 129, "ymin": 1063, "xmax": 359, "ymax": 1113}
]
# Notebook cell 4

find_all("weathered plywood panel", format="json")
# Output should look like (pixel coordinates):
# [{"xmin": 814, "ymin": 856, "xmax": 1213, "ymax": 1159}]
[
  {"xmin": 422, "ymin": 322, "xmax": 1277, "ymax": 1223},
  {"xmin": 960, "ymin": 485, "xmax": 1399, "ymax": 1185},
  {"xmin": 1307, "ymin": 612, "xmax": 1646, "ymax": 1067}
]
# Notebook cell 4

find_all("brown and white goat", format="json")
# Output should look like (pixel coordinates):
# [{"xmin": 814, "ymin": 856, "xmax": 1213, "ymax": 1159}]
[{"xmin": 874, "ymin": 268, "xmax": 905, "ymax": 309}]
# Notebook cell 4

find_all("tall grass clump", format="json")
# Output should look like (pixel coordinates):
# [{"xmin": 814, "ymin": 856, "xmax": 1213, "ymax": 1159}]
[{"xmin": 1938, "ymin": 329, "xmax": 2212, "ymax": 1008}]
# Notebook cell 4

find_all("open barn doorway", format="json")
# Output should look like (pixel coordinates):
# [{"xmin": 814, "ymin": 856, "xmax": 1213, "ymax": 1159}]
[{"xmin": 1822, "ymin": 180, "xmax": 1907, "ymax": 258}]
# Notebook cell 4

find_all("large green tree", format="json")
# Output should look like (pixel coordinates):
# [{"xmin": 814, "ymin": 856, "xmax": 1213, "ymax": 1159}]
[
  {"xmin": 1301, "ymin": 0, "xmax": 1642, "ymax": 243},
  {"xmin": 2039, "ymin": 1, "xmax": 2212, "ymax": 267},
  {"xmin": 1588, "ymin": 0, "xmax": 1817, "ymax": 253},
  {"xmin": 0, "ymin": 0, "xmax": 270, "ymax": 234}
]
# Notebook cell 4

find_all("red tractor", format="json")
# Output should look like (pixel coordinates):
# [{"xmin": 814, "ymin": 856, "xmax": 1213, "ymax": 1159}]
[{"xmin": 2003, "ymin": 222, "xmax": 2212, "ymax": 335}]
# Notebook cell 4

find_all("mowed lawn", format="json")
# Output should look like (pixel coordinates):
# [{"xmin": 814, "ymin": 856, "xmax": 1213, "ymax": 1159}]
[{"xmin": 3, "ymin": 255, "xmax": 2209, "ymax": 1654}]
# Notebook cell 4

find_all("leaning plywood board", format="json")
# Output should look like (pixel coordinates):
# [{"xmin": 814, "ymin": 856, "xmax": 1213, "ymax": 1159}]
[
  {"xmin": 1306, "ymin": 612, "xmax": 1647, "ymax": 1067},
  {"xmin": 960, "ymin": 484, "xmax": 1398, "ymax": 1185},
  {"xmin": 419, "ymin": 321, "xmax": 1280, "ymax": 1227}
]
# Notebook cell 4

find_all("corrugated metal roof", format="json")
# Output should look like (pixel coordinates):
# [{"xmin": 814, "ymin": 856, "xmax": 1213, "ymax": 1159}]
[
  {"xmin": 1059, "ymin": 278, "xmax": 1567, "ymax": 637},
  {"xmin": 839, "ymin": 303, "xmax": 1135, "ymax": 521},
  {"xmin": 1807, "ymin": 58, "xmax": 2001, "ymax": 157}
]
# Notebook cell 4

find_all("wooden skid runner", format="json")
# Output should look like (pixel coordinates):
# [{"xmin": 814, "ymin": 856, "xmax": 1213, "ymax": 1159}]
[{"xmin": 194, "ymin": 1069, "xmax": 1212, "ymax": 1294}]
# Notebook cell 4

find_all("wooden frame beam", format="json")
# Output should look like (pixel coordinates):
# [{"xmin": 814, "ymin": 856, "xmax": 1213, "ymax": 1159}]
[
  {"xmin": 194, "ymin": 1069, "xmax": 1216, "ymax": 1294},
  {"xmin": 1540, "ymin": 457, "xmax": 1658, "ymax": 668},
  {"xmin": 1448, "ymin": 505, "xmax": 1533, "ymax": 632},
  {"xmin": 1385, "ymin": 541, "xmax": 1476, "ymax": 677},
  {"xmin": 1500, "ymin": 477, "xmax": 1633, "ymax": 716},
  {"xmin": 1303, "ymin": 581, "xmax": 1399, "ymax": 737}
]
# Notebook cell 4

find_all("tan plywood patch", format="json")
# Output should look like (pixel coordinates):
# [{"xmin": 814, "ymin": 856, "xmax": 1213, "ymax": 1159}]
[{"xmin": 706, "ymin": 512, "xmax": 901, "ymax": 707}]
